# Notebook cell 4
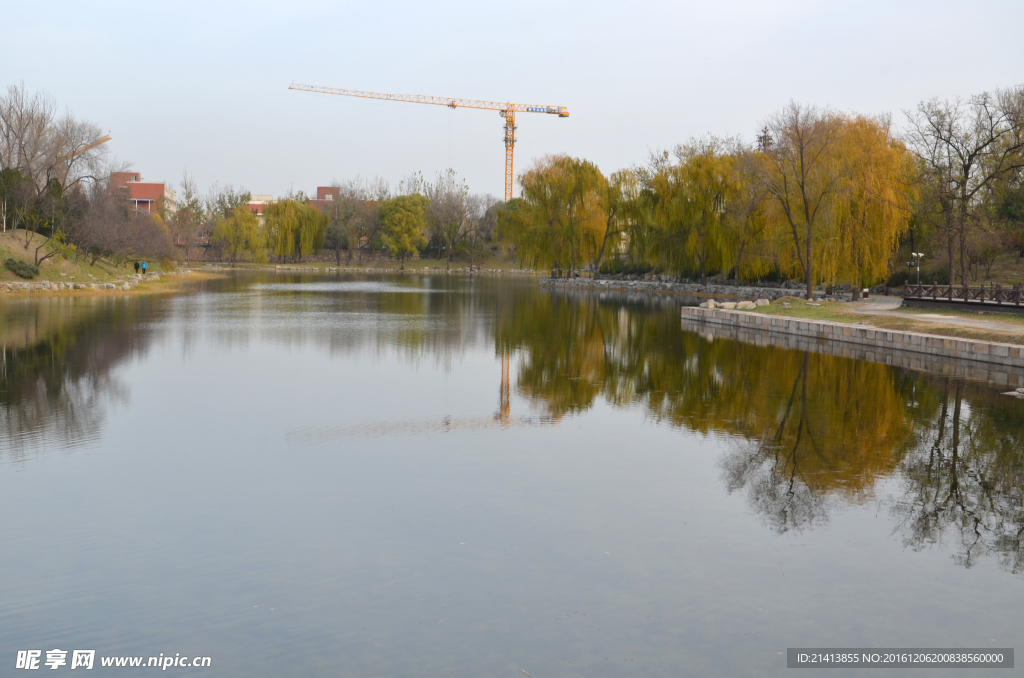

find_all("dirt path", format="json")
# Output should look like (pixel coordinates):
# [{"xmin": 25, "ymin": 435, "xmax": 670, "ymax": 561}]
[{"xmin": 845, "ymin": 297, "xmax": 1024, "ymax": 334}]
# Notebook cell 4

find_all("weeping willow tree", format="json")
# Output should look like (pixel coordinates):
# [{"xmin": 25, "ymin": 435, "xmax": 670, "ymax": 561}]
[
  {"xmin": 498, "ymin": 155, "xmax": 607, "ymax": 273},
  {"xmin": 211, "ymin": 205, "xmax": 265, "ymax": 263},
  {"xmin": 264, "ymin": 199, "xmax": 327, "ymax": 262},
  {"xmin": 833, "ymin": 115, "xmax": 917, "ymax": 298},
  {"xmin": 636, "ymin": 137, "xmax": 736, "ymax": 283},
  {"xmin": 591, "ymin": 168, "xmax": 642, "ymax": 270}
]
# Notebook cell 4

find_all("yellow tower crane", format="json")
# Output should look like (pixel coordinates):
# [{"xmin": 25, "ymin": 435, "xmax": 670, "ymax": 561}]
[
  {"xmin": 57, "ymin": 134, "xmax": 112, "ymax": 162},
  {"xmin": 288, "ymin": 83, "xmax": 569, "ymax": 202}
]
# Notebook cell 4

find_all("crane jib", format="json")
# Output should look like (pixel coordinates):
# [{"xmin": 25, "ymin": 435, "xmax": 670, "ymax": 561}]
[{"xmin": 289, "ymin": 83, "xmax": 569, "ymax": 201}]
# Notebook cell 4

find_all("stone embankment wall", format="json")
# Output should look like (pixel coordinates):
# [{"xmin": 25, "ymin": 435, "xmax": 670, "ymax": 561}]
[
  {"xmin": 541, "ymin": 276, "xmax": 805, "ymax": 300},
  {"xmin": 268, "ymin": 265, "xmax": 537, "ymax": 275},
  {"xmin": 0, "ymin": 272, "xmax": 172, "ymax": 293},
  {"xmin": 682, "ymin": 307, "xmax": 1024, "ymax": 388}
]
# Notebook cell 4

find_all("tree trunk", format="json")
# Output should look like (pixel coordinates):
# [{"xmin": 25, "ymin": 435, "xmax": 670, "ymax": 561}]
[
  {"xmin": 947, "ymin": 230, "xmax": 955, "ymax": 289},
  {"xmin": 958, "ymin": 217, "xmax": 968, "ymax": 290},
  {"xmin": 805, "ymin": 224, "xmax": 813, "ymax": 300},
  {"xmin": 734, "ymin": 240, "xmax": 748, "ymax": 286}
]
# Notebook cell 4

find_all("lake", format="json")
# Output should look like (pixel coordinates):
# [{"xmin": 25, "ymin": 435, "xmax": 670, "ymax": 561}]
[{"xmin": 2, "ymin": 272, "xmax": 1022, "ymax": 676}]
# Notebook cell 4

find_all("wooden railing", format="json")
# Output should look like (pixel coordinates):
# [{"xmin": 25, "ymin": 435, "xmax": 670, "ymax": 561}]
[{"xmin": 904, "ymin": 282, "xmax": 1024, "ymax": 305}]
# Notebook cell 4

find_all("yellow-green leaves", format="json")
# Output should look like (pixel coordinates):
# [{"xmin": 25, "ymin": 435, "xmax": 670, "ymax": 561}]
[
  {"xmin": 379, "ymin": 194, "xmax": 430, "ymax": 268},
  {"xmin": 643, "ymin": 137, "xmax": 736, "ymax": 283},
  {"xmin": 264, "ymin": 199, "xmax": 327, "ymax": 260},
  {"xmin": 211, "ymin": 205, "xmax": 265, "ymax": 263},
  {"xmin": 503, "ymin": 155, "xmax": 607, "ymax": 272}
]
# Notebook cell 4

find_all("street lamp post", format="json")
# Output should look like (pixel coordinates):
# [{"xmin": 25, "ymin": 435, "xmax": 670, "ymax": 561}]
[{"xmin": 907, "ymin": 253, "xmax": 924, "ymax": 286}]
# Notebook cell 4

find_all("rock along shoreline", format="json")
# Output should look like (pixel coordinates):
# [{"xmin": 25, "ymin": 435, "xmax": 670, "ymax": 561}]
[
  {"xmin": 539, "ymin": 276, "xmax": 818, "ymax": 301},
  {"xmin": 0, "ymin": 271, "xmax": 186, "ymax": 294}
]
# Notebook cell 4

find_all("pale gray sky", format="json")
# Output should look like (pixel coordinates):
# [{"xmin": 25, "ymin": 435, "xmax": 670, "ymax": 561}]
[{"xmin": 5, "ymin": 0, "xmax": 1023, "ymax": 199}]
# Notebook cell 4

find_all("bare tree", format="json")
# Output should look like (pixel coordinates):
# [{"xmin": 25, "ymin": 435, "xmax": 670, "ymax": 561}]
[
  {"xmin": 360, "ymin": 177, "xmax": 390, "ymax": 261},
  {"xmin": 326, "ymin": 180, "xmax": 365, "ymax": 266},
  {"xmin": 77, "ymin": 179, "xmax": 172, "ymax": 265},
  {"xmin": 754, "ymin": 103, "xmax": 846, "ymax": 300},
  {"xmin": 426, "ymin": 169, "xmax": 469, "ymax": 270},
  {"xmin": 904, "ymin": 85, "xmax": 1024, "ymax": 288},
  {"xmin": 465, "ymin": 193, "xmax": 500, "ymax": 270},
  {"xmin": 169, "ymin": 171, "xmax": 202, "ymax": 265},
  {"xmin": 0, "ymin": 83, "xmax": 109, "ymax": 196}
]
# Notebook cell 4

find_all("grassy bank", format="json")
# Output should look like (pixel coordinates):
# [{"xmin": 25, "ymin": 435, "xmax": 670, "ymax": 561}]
[
  {"xmin": 0, "ymin": 229, "xmax": 231, "ymax": 298},
  {"xmin": 0, "ymin": 229, "xmax": 164, "ymax": 284}
]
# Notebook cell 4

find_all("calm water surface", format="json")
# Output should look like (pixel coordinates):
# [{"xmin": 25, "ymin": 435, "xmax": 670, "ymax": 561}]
[{"xmin": 1, "ymin": 272, "xmax": 1022, "ymax": 677}]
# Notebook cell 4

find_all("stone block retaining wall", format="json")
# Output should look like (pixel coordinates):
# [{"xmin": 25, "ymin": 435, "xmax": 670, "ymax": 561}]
[
  {"xmin": 542, "ymin": 276, "xmax": 806, "ymax": 300},
  {"xmin": 682, "ymin": 307, "xmax": 1024, "ymax": 388}
]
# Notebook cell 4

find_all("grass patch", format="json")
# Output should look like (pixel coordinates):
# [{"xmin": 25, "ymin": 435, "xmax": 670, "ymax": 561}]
[
  {"xmin": 735, "ymin": 297, "xmax": 1024, "ymax": 345},
  {"xmin": 0, "ymin": 230, "xmax": 134, "ymax": 284}
]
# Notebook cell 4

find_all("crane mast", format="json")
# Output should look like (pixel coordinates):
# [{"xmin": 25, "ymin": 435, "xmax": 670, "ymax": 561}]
[{"xmin": 288, "ymin": 83, "xmax": 568, "ymax": 201}]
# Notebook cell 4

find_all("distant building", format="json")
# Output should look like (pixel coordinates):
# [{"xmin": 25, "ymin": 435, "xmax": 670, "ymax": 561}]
[
  {"xmin": 248, "ymin": 194, "xmax": 274, "ymax": 220},
  {"xmin": 110, "ymin": 171, "xmax": 177, "ymax": 215},
  {"xmin": 309, "ymin": 186, "xmax": 339, "ymax": 212}
]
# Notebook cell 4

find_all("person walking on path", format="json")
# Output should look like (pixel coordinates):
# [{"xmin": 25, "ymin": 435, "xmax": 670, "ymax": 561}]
[
  {"xmin": 134, "ymin": 262, "xmax": 140, "ymax": 274},
  {"xmin": 141, "ymin": 262, "xmax": 147, "ymax": 275}
]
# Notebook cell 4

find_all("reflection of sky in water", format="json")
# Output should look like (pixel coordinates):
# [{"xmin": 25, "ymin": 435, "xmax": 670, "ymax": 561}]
[
  {"xmin": 248, "ymin": 281, "xmax": 449, "ymax": 293},
  {"xmin": 0, "ymin": 272, "xmax": 1021, "ymax": 677}
]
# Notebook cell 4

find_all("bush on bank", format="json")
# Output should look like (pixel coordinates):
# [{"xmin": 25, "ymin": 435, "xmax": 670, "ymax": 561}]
[{"xmin": 5, "ymin": 257, "xmax": 39, "ymax": 279}]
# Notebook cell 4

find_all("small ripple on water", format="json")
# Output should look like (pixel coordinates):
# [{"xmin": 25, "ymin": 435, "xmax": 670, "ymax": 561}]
[{"xmin": 248, "ymin": 281, "xmax": 447, "ymax": 294}]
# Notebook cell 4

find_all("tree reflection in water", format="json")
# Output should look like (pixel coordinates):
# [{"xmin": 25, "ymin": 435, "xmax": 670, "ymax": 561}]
[
  {"xmin": 500, "ymin": 289, "xmax": 1024, "ymax": 570},
  {"xmin": 895, "ymin": 381, "xmax": 1024, "ymax": 573},
  {"xmin": 0, "ymin": 297, "xmax": 154, "ymax": 459},
  {"xmin": 3, "ymin": 282, "xmax": 1021, "ymax": 572}
]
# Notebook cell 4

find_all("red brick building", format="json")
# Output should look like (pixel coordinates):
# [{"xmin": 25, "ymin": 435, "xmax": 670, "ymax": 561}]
[
  {"xmin": 111, "ymin": 172, "xmax": 177, "ymax": 215},
  {"xmin": 309, "ymin": 186, "xmax": 340, "ymax": 212}
]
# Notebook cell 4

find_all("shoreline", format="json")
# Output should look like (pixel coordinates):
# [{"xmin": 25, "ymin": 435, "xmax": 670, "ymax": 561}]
[
  {"xmin": 682, "ymin": 307, "xmax": 1024, "ymax": 385},
  {"xmin": 0, "ymin": 270, "xmax": 225, "ymax": 297},
  {"xmin": 540, "ymin": 275, "xmax": 821, "ymax": 300}
]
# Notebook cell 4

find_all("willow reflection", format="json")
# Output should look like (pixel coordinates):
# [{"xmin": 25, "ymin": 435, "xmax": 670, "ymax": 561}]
[{"xmin": 499, "ymin": 289, "xmax": 1024, "ymax": 569}]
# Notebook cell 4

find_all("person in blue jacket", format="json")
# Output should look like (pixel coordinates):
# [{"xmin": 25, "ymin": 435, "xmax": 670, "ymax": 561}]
[{"xmin": 141, "ymin": 261, "xmax": 147, "ymax": 275}]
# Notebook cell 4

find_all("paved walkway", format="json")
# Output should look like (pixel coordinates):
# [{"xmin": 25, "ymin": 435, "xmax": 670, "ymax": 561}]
[{"xmin": 844, "ymin": 296, "xmax": 1024, "ymax": 334}]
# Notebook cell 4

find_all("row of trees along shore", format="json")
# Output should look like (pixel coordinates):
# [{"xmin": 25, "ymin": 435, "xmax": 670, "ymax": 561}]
[
  {"xmin": 0, "ymin": 82, "xmax": 503, "ymax": 271},
  {"xmin": 180, "ymin": 171, "xmax": 503, "ymax": 269},
  {"xmin": 3, "ymin": 80, "xmax": 1023, "ymax": 288},
  {"xmin": 500, "ymin": 86, "xmax": 1024, "ymax": 299}
]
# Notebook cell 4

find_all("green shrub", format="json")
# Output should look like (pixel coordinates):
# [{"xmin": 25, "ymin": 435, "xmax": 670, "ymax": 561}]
[
  {"xmin": 888, "ymin": 266, "xmax": 950, "ymax": 287},
  {"xmin": 599, "ymin": 258, "xmax": 655, "ymax": 276},
  {"xmin": 4, "ymin": 257, "xmax": 39, "ymax": 279}
]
